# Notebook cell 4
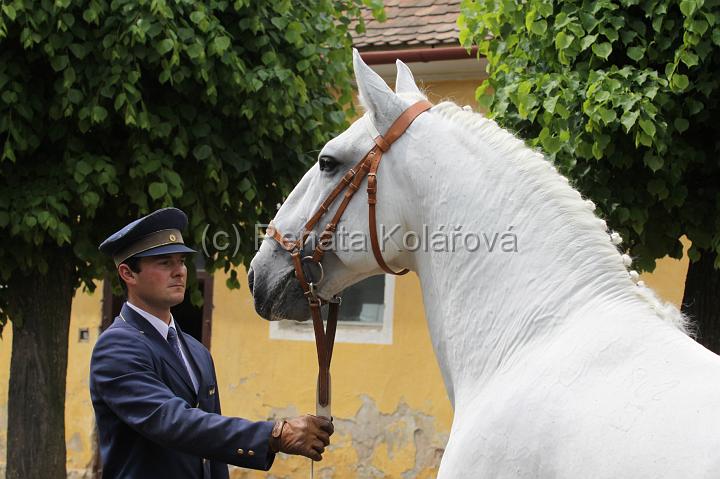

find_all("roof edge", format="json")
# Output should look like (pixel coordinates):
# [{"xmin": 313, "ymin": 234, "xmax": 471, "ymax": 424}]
[{"xmin": 360, "ymin": 46, "xmax": 480, "ymax": 65}]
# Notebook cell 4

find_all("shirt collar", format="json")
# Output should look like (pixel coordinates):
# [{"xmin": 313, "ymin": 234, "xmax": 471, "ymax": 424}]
[{"xmin": 126, "ymin": 302, "xmax": 176, "ymax": 340}]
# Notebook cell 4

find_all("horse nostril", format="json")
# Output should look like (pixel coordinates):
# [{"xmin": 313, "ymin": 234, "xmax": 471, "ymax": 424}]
[{"xmin": 248, "ymin": 267, "xmax": 255, "ymax": 294}]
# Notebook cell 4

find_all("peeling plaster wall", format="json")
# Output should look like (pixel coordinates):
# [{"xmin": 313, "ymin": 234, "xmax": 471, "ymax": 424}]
[{"xmin": 228, "ymin": 396, "xmax": 447, "ymax": 479}]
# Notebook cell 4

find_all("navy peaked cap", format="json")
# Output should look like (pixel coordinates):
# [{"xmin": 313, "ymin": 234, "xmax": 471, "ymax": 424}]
[{"xmin": 99, "ymin": 207, "xmax": 197, "ymax": 266}]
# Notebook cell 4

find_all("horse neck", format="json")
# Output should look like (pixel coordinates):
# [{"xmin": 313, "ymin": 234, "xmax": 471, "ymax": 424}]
[{"xmin": 402, "ymin": 109, "xmax": 641, "ymax": 407}]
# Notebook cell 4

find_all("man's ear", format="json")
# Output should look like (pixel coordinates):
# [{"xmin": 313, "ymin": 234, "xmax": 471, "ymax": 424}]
[{"xmin": 118, "ymin": 264, "xmax": 137, "ymax": 286}]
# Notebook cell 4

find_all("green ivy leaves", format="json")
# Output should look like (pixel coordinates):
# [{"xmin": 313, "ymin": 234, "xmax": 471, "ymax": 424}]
[{"xmin": 460, "ymin": 0, "xmax": 720, "ymax": 271}]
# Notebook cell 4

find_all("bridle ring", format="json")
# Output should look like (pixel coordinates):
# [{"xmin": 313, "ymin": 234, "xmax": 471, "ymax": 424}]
[{"xmin": 301, "ymin": 256, "xmax": 324, "ymax": 285}]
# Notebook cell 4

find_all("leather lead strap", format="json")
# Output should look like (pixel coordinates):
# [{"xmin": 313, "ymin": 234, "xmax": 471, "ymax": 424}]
[
  {"xmin": 292, "ymin": 249, "xmax": 338, "ymax": 409},
  {"xmin": 311, "ymin": 300, "xmax": 339, "ymax": 408}
]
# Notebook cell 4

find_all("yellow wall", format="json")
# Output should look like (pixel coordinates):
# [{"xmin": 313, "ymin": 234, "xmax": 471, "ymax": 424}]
[
  {"xmin": 420, "ymin": 79, "xmax": 480, "ymax": 108},
  {"xmin": 639, "ymin": 237, "xmax": 690, "ymax": 308}
]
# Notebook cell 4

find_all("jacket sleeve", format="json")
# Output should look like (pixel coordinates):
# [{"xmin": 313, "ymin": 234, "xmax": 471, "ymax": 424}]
[{"xmin": 91, "ymin": 327, "xmax": 276, "ymax": 471}]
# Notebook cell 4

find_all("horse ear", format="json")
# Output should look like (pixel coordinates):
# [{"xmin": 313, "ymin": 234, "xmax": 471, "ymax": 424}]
[
  {"xmin": 394, "ymin": 59, "xmax": 422, "ymax": 95},
  {"xmin": 353, "ymin": 49, "xmax": 409, "ymax": 134}
]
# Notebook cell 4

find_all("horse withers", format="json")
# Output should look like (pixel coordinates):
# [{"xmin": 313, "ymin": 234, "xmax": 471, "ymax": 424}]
[{"xmin": 249, "ymin": 50, "xmax": 720, "ymax": 478}]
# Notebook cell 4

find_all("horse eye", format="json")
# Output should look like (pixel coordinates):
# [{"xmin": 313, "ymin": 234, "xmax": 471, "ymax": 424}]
[{"xmin": 319, "ymin": 156, "xmax": 338, "ymax": 172}]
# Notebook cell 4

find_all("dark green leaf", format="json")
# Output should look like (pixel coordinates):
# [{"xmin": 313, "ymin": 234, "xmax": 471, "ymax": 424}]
[
  {"xmin": 156, "ymin": 39, "xmax": 174, "ymax": 55},
  {"xmin": 555, "ymin": 31, "xmax": 574, "ymax": 49},
  {"xmin": 680, "ymin": 0, "xmax": 697, "ymax": 17},
  {"xmin": 92, "ymin": 106, "xmax": 108, "ymax": 123},
  {"xmin": 2, "ymin": 4, "xmax": 16, "ymax": 20},
  {"xmin": 148, "ymin": 182, "xmax": 168, "ymax": 199},
  {"xmin": 671, "ymin": 73, "xmax": 689, "ymax": 90},
  {"xmin": 186, "ymin": 43, "xmax": 204, "ymax": 59},
  {"xmin": 680, "ymin": 50, "xmax": 699, "ymax": 67},
  {"xmin": 532, "ymin": 20, "xmax": 547, "ymax": 35},
  {"xmin": 213, "ymin": 36, "xmax": 230, "ymax": 53},
  {"xmin": 644, "ymin": 155, "xmax": 664, "ymax": 172},
  {"xmin": 620, "ymin": 110, "xmax": 640, "ymax": 131},
  {"xmin": 674, "ymin": 118, "xmax": 689, "ymax": 133},
  {"xmin": 190, "ymin": 11, "xmax": 206, "ymax": 24},
  {"xmin": 638, "ymin": 118, "xmax": 656, "ymax": 137},
  {"xmin": 592, "ymin": 42, "xmax": 612, "ymax": 59},
  {"xmin": 193, "ymin": 144, "xmax": 212, "ymax": 160},
  {"xmin": 627, "ymin": 46, "xmax": 645, "ymax": 61},
  {"xmin": 580, "ymin": 34, "xmax": 598, "ymax": 51},
  {"xmin": 50, "ymin": 55, "xmax": 69, "ymax": 72},
  {"xmin": 69, "ymin": 44, "xmax": 88, "ymax": 59},
  {"xmin": 712, "ymin": 28, "xmax": 720, "ymax": 46}
]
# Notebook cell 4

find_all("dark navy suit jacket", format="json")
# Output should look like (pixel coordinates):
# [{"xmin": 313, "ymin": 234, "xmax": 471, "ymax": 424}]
[{"xmin": 90, "ymin": 303, "xmax": 275, "ymax": 478}]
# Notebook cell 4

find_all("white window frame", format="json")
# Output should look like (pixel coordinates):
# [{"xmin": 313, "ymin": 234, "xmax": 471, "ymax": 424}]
[{"xmin": 269, "ymin": 275, "xmax": 395, "ymax": 345}]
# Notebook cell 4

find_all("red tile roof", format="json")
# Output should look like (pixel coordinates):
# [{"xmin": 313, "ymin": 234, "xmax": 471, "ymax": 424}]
[{"xmin": 352, "ymin": 0, "xmax": 461, "ymax": 50}]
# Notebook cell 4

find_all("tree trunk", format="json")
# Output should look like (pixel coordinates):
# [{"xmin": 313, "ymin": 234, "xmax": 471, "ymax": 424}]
[
  {"xmin": 6, "ymin": 252, "xmax": 75, "ymax": 479},
  {"xmin": 682, "ymin": 248, "xmax": 720, "ymax": 354}
]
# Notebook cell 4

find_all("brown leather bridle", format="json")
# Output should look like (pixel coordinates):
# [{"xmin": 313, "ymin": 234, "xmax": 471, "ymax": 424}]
[{"xmin": 266, "ymin": 100, "xmax": 433, "ymax": 416}]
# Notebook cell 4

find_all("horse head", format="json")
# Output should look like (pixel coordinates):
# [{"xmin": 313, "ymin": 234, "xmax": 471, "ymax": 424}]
[{"xmin": 249, "ymin": 50, "xmax": 429, "ymax": 321}]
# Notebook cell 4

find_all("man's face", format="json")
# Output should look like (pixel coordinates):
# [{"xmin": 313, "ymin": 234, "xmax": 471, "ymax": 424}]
[{"xmin": 131, "ymin": 254, "xmax": 188, "ymax": 309}]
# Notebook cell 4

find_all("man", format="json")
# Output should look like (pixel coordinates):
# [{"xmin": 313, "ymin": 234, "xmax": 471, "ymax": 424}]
[{"xmin": 90, "ymin": 207, "xmax": 333, "ymax": 478}]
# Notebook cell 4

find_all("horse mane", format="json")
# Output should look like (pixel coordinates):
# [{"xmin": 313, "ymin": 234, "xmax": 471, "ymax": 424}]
[{"xmin": 399, "ymin": 94, "xmax": 690, "ymax": 335}]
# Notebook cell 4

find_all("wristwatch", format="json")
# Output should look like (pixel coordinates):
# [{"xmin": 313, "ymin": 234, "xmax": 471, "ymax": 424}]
[{"xmin": 270, "ymin": 419, "xmax": 286, "ymax": 453}]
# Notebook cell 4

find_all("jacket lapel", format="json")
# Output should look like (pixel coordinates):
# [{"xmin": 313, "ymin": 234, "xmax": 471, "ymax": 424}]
[{"xmin": 119, "ymin": 303, "xmax": 197, "ymax": 399}]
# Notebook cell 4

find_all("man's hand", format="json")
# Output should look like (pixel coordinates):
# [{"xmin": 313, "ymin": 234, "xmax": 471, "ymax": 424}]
[{"xmin": 270, "ymin": 415, "xmax": 334, "ymax": 461}]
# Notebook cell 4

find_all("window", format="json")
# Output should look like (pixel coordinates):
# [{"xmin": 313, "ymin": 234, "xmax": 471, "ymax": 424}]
[
  {"xmin": 269, "ymin": 274, "xmax": 395, "ymax": 345},
  {"xmin": 335, "ymin": 275, "xmax": 386, "ymax": 323}
]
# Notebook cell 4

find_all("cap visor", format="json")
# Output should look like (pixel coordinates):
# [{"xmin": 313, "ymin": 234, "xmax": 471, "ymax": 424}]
[{"xmin": 132, "ymin": 244, "xmax": 197, "ymax": 258}]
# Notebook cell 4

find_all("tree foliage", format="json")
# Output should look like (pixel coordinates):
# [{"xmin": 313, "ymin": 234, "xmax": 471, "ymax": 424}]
[
  {"xmin": 0, "ymin": 0, "xmax": 372, "ymax": 331},
  {"xmin": 459, "ymin": 0, "xmax": 720, "ymax": 272}
]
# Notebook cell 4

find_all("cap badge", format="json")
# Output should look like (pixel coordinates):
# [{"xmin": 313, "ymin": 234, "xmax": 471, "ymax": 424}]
[{"xmin": 169, "ymin": 234, "xmax": 177, "ymax": 242}]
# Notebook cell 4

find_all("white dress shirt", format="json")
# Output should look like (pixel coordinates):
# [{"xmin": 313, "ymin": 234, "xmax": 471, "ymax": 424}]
[{"xmin": 127, "ymin": 302, "xmax": 199, "ymax": 393}]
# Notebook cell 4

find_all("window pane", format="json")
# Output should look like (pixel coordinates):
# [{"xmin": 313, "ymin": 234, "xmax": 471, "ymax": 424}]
[{"xmin": 337, "ymin": 275, "xmax": 385, "ymax": 323}]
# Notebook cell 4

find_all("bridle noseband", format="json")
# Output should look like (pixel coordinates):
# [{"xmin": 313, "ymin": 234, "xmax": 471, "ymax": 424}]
[{"xmin": 267, "ymin": 100, "xmax": 433, "ymax": 416}]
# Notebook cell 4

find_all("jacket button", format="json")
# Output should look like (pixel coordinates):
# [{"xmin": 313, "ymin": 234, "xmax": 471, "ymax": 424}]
[
  {"xmin": 248, "ymin": 450, "xmax": 255, "ymax": 456},
  {"xmin": 237, "ymin": 449, "xmax": 244, "ymax": 455}
]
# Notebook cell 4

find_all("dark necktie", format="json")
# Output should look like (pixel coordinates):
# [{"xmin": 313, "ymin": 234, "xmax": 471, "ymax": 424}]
[
  {"xmin": 167, "ymin": 326, "xmax": 198, "ymax": 393},
  {"xmin": 166, "ymin": 326, "xmax": 185, "ymax": 364}
]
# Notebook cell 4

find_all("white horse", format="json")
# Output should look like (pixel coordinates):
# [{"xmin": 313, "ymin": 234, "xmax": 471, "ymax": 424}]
[{"xmin": 249, "ymin": 50, "xmax": 720, "ymax": 478}]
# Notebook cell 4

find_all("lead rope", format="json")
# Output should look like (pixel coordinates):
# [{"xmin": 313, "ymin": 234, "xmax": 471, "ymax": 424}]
[{"xmin": 310, "ymin": 297, "xmax": 339, "ymax": 478}]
